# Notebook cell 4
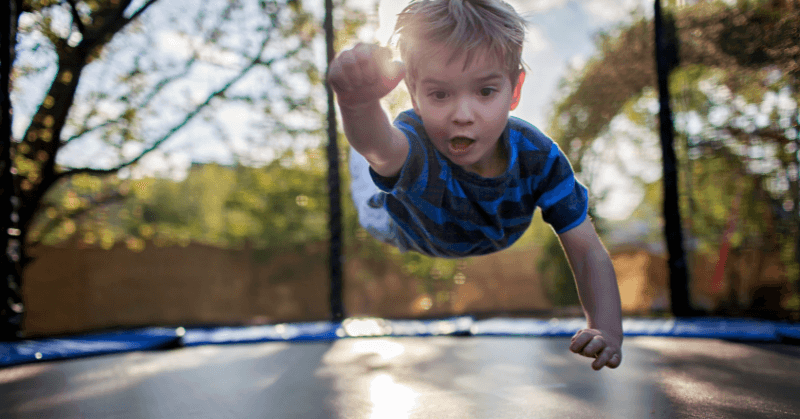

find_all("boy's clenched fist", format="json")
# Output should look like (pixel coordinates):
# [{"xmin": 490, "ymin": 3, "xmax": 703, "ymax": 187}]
[{"xmin": 327, "ymin": 43, "xmax": 406, "ymax": 109}]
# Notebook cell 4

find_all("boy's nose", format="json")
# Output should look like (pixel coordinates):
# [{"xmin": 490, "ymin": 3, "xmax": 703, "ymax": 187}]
[{"xmin": 452, "ymin": 99, "xmax": 474, "ymax": 125}]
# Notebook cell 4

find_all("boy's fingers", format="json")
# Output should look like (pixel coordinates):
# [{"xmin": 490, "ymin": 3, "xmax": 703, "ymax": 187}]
[
  {"xmin": 328, "ymin": 54, "xmax": 354, "ymax": 92},
  {"xmin": 340, "ymin": 51, "xmax": 366, "ymax": 88},
  {"xmin": 361, "ymin": 57, "xmax": 378, "ymax": 85},
  {"xmin": 329, "ymin": 43, "xmax": 403, "ymax": 102},
  {"xmin": 581, "ymin": 336, "xmax": 606, "ymax": 358},
  {"xmin": 356, "ymin": 46, "xmax": 380, "ymax": 85},
  {"xmin": 592, "ymin": 347, "xmax": 617, "ymax": 370},
  {"xmin": 327, "ymin": 56, "xmax": 345, "ymax": 91},
  {"xmin": 570, "ymin": 328, "xmax": 622, "ymax": 370},
  {"xmin": 607, "ymin": 352, "xmax": 622, "ymax": 369},
  {"xmin": 354, "ymin": 43, "xmax": 393, "ymax": 84},
  {"xmin": 569, "ymin": 330, "xmax": 595, "ymax": 353}
]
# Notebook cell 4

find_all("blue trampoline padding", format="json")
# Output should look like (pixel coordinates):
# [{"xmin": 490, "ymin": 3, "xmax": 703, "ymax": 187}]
[
  {"xmin": 777, "ymin": 324, "xmax": 800, "ymax": 340},
  {"xmin": 182, "ymin": 317, "xmax": 474, "ymax": 344},
  {"xmin": 381, "ymin": 316, "xmax": 473, "ymax": 337},
  {"xmin": 3, "ymin": 317, "xmax": 799, "ymax": 368},
  {"xmin": 669, "ymin": 318, "xmax": 780, "ymax": 341},
  {"xmin": 471, "ymin": 317, "xmax": 792, "ymax": 342},
  {"xmin": 470, "ymin": 317, "xmax": 584, "ymax": 337},
  {"xmin": 0, "ymin": 328, "xmax": 181, "ymax": 368},
  {"xmin": 181, "ymin": 321, "xmax": 340, "ymax": 346},
  {"xmin": 620, "ymin": 318, "xmax": 678, "ymax": 336}
]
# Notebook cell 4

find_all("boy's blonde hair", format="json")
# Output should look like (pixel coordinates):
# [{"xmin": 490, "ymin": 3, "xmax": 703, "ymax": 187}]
[{"xmin": 394, "ymin": 0, "xmax": 526, "ymax": 88}]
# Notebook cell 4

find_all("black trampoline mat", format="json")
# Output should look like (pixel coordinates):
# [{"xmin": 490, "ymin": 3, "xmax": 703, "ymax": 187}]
[{"xmin": 2, "ymin": 336, "xmax": 800, "ymax": 418}]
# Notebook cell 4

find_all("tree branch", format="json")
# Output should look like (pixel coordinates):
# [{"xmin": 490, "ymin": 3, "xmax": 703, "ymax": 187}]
[
  {"xmin": 65, "ymin": 57, "xmax": 198, "ymax": 144},
  {"xmin": 103, "ymin": 0, "xmax": 160, "ymax": 39},
  {"xmin": 64, "ymin": 0, "xmax": 86, "ymax": 34},
  {"xmin": 79, "ymin": 0, "xmax": 159, "ymax": 53},
  {"xmin": 58, "ymin": 41, "xmax": 289, "ymax": 180},
  {"xmin": 724, "ymin": 126, "xmax": 792, "ymax": 146},
  {"xmin": 127, "ymin": 0, "xmax": 159, "ymax": 22}
]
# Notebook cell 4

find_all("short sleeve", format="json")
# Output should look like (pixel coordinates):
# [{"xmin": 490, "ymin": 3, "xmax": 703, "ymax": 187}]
[
  {"xmin": 370, "ymin": 111, "xmax": 429, "ymax": 195},
  {"xmin": 536, "ymin": 143, "xmax": 589, "ymax": 234}
]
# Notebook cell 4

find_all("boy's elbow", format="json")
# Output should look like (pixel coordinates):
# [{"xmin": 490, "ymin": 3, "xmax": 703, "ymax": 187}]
[
  {"xmin": 369, "ymin": 154, "xmax": 405, "ymax": 178},
  {"xmin": 370, "ymin": 162, "xmax": 402, "ymax": 178},
  {"xmin": 364, "ymin": 129, "xmax": 409, "ymax": 178}
]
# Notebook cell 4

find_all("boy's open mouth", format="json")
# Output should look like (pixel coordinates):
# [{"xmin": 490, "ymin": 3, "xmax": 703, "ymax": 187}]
[{"xmin": 449, "ymin": 137, "xmax": 475, "ymax": 154}]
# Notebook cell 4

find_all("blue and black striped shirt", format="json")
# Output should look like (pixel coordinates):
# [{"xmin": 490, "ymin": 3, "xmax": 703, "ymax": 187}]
[{"xmin": 370, "ymin": 110, "xmax": 588, "ymax": 258}]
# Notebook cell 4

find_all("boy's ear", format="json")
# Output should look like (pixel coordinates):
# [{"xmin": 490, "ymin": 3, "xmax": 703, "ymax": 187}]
[{"xmin": 510, "ymin": 70, "xmax": 525, "ymax": 111}]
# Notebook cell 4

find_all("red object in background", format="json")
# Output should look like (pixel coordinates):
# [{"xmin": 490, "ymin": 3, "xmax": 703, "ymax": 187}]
[{"xmin": 711, "ymin": 193, "xmax": 742, "ymax": 293}]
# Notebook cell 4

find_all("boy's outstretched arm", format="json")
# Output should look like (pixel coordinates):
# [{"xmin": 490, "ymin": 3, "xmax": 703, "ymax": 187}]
[
  {"xmin": 558, "ymin": 218, "xmax": 623, "ymax": 371},
  {"xmin": 327, "ymin": 43, "xmax": 409, "ymax": 178}
]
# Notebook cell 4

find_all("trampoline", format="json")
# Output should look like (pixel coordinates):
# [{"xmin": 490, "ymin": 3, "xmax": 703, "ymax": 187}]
[
  {"xmin": 3, "ymin": 1, "xmax": 800, "ymax": 418},
  {"xmin": 2, "ymin": 317, "xmax": 800, "ymax": 418}
]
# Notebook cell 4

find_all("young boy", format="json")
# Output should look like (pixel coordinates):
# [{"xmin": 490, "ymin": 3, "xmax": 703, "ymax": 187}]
[{"xmin": 327, "ymin": 0, "xmax": 622, "ymax": 371}]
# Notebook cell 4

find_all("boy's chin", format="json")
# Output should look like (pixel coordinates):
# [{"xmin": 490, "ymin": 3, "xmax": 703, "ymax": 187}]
[{"xmin": 444, "ymin": 153, "xmax": 481, "ymax": 171}]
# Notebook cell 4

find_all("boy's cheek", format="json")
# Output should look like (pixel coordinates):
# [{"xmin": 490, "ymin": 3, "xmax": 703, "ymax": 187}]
[{"xmin": 427, "ymin": 127, "xmax": 449, "ymax": 141}]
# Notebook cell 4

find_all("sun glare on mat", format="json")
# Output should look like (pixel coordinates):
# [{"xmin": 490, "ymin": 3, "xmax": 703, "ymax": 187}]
[{"xmin": 369, "ymin": 374, "xmax": 419, "ymax": 419}]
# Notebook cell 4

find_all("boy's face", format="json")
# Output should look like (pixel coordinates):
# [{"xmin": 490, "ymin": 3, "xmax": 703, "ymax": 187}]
[{"xmin": 407, "ymin": 45, "xmax": 522, "ymax": 177}]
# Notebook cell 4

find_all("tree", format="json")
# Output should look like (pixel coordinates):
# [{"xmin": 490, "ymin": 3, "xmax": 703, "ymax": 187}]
[
  {"xmin": 3, "ymin": 0, "xmax": 367, "ymax": 336},
  {"xmin": 13, "ymin": 0, "xmax": 326, "ymax": 255},
  {"xmin": 546, "ymin": 0, "xmax": 800, "ymax": 315}
]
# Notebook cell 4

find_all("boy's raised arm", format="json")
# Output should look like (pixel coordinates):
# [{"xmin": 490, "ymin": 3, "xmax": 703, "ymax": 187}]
[{"xmin": 327, "ymin": 43, "xmax": 409, "ymax": 178}]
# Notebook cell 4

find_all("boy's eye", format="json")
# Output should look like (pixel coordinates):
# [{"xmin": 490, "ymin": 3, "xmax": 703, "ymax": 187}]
[
  {"xmin": 480, "ymin": 87, "xmax": 496, "ymax": 97},
  {"xmin": 432, "ymin": 91, "xmax": 448, "ymax": 100}
]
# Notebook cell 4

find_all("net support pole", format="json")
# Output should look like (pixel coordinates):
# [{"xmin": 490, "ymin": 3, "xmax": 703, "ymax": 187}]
[
  {"xmin": 325, "ymin": 0, "xmax": 344, "ymax": 322},
  {"xmin": 1, "ymin": 0, "xmax": 23, "ymax": 340},
  {"xmin": 654, "ymin": 0, "xmax": 692, "ymax": 317}
]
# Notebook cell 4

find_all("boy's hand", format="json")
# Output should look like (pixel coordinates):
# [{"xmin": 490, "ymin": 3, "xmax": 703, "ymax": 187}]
[
  {"xmin": 327, "ymin": 43, "xmax": 405, "ymax": 110},
  {"xmin": 569, "ymin": 328, "xmax": 622, "ymax": 371}
]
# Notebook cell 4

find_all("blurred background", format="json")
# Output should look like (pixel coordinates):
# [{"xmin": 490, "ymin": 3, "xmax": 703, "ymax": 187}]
[{"xmin": 3, "ymin": 0, "xmax": 798, "ymax": 337}]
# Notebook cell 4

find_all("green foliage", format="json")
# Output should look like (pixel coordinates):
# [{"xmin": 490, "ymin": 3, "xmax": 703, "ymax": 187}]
[
  {"xmin": 547, "ymin": 0, "xmax": 800, "ymax": 312},
  {"xmin": 332, "ymin": 0, "xmax": 368, "ymax": 52},
  {"xmin": 222, "ymin": 150, "xmax": 330, "ymax": 249}
]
